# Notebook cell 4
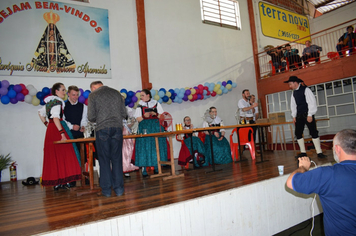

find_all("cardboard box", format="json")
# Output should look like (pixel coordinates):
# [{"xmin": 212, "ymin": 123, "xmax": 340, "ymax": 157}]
[
  {"xmin": 256, "ymin": 118, "xmax": 269, "ymax": 124},
  {"xmin": 268, "ymin": 112, "xmax": 286, "ymax": 124}
]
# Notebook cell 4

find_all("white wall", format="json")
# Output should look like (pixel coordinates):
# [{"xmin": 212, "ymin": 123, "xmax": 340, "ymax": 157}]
[
  {"xmin": 0, "ymin": 0, "xmax": 258, "ymax": 181},
  {"xmin": 39, "ymin": 174, "xmax": 324, "ymax": 236}
]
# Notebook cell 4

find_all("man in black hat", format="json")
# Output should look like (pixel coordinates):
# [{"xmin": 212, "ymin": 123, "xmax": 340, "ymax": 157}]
[{"xmin": 284, "ymin": 76, "xmax": 327, "ymax": 158}]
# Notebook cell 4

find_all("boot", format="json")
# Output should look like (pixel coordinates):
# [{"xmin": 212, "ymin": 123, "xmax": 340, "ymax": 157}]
[{"xmin": 296, "ymin": 138, "xmax": 307, "ymax": 158}]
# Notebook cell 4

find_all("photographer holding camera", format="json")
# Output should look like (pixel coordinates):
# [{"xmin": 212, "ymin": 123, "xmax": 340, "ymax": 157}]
[{"xmin": 286, "ymin": 129, "xmax": 356, "ymax": 236}]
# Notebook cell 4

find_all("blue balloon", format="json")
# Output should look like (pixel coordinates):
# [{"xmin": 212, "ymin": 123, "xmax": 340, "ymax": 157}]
[
  {"xmin": 158, "ymin": 98, "xmax": 163, "ymax": 104},
  {"xmin": 227, "ymin": 80, "xmax": 232, "ymax": 84},
  {"xmin": 125, "ymin": 97, "xmax": 131, "ymax": 104},
  {"xmin": 1, "ymin": 95, "xmax": 10, "ymax": 104},
  {"xmin": 232, "ymin": 82, "xmax": 237, "ymax": 88},
  {"xmin": 8, "ymin": 84, "xmax": 14, "ymax": 90},
  {"xmin": 204, "ymin": 82, "xmax": 209, "ymax": 87},
  {"xmin": 42, "ymin": 87, "xmax": 50, "ymax": 95},
  {"xmin": 120, "ymin": 89, "xmax": 127, "ymax": 94},
  {"xmin": 203, "ymin": 90, "xmax": 207, "ymax": 95},
  {"xmin": 168, "ymin": 89, "xmax": 174, "ymax": 94},
  {"xmin": 128, "ymin": 91, "xmax": 135, "ymax": 98},
  {"xmin": 217, "ymin": 81, "xmax": 222, "ymax": 85},
  {"xmin": 170, "ymin": 94, "xmax": 175, "ymax": 100},
  {"xmin": 0, "ymin": 81, "xmax": 2, "ymax": 88},
  {"xmin": 162, "ymin": 96, "xmax": 169, "ymax": 102},
  {"xmin": 150, "ymin": 89, "xmax": 156, "ymax": 97},
  {"xmin": 159, "ymin": 88, "xmax": 166, "ymax": 94},
  {"xmin": 178, "ymin": 92, "xmax": 184, "ymax": 99},
  {"xmin": 83, "ymin": 91, "xmax": 90, "ymax": 99},
  {"xmin": 158, "ymin": 90, "xmax": 165, "ymax": 98},
  {"xmin": 179, "ymin": 88, "xmax": 185, "ymax": 94},
  {"xmin": 174, "ymin": 88, "xmax": 179, "ymax": 94},
  {"xmin": 40, "ymin": 99, "xmax": 46, "ymax": 105},
  {"xmin": 8, "ymin": 89, "xmax": 17, "ymax": 99},
  {"xmin": 223, "ymin": 88, "xmax": 228, "ymax": 94}
]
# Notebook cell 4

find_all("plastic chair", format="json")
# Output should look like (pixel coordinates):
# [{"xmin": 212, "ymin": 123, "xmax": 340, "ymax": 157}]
[{"xmin": 230, "ymin": 127, "xmax": 255, "ymax": 161}]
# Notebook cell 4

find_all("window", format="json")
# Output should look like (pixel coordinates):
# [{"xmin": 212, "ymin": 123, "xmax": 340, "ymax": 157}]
[{"xmin": 200, "ymin": 0, "xmax": 241, "ymax": 30}]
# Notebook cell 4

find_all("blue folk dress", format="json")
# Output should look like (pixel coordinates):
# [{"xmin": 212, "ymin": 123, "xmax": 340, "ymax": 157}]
[
  {"xmin": 133, "ymin": 100, "xmax": 167, "ymax": 169},
  {"xmin": 202, "ymin": 117, "xmax": 232, "ymax": 165}
]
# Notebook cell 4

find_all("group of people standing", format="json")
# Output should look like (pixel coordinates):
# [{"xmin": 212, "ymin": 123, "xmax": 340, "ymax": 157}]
[{"xmin": 38, "ymin": 82, "xmax": 236, "ymax": 196}]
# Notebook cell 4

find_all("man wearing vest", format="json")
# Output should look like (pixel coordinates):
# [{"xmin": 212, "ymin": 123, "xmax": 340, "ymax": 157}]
[
  {"xmin": 284, "ymin": 76, "xmax": 327, "ymax": 159},
  {"xmin": 64, "ymin": 86, "xmax": 88, "ymax": 139}
]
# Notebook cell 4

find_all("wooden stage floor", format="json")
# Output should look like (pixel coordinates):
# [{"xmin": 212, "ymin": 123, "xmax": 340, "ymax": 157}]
[{"xmin": 0, "ymin": 150, "xmax": 334, "ymax": 236}]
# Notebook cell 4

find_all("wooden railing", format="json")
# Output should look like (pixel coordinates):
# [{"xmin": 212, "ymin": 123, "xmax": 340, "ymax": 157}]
[{"xmin": 258, "ymin": 18, "xmax": 356, "ymax": 79}]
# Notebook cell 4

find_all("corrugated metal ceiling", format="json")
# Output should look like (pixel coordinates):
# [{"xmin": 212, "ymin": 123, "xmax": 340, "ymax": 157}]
[{"xmin": 307, "ymin": 0, "xmax": 355, "ymax": 14}]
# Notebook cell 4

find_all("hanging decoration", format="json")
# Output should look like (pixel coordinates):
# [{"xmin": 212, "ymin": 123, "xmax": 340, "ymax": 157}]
[{"xmin": 0, "ymin": 79, "xmax": 237, "ymax": 107}]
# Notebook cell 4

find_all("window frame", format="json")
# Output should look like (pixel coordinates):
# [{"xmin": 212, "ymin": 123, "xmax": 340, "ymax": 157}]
[{"xmin": 200, "ymin": 0, "xmax": 241, "ymax": 30}]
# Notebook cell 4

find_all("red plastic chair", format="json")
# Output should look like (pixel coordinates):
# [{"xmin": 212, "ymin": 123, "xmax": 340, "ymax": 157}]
[{"xmin": 230, "ymin": 127, "xmax": 255, "ymax": 161}]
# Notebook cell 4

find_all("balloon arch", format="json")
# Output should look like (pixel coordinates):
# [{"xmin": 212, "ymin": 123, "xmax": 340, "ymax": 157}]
[{"xmin": 0, "ymin": 79, "xmax": 237, "ymax": 107}]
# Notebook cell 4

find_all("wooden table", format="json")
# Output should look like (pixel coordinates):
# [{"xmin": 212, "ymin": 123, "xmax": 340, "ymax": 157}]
[
  {"xmin": 55, "ymin": 130, "xmax": 194, "ymax": 195},
  {"xmin": 55, "ymin": 123, "xmax": 271, "ymax": 195}
]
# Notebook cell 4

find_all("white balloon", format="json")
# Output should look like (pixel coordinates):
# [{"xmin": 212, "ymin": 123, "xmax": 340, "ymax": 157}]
[
  {"xmin": 24, "ymin": 95, "xmax": 33, "ymax": 104},
  {"xmin": 26, "ymin": 84, "xmax": 34, "ymax": 89},
  {"xmin": 29, "ymin": 88, "xmax": 37, "ymax": 96}
]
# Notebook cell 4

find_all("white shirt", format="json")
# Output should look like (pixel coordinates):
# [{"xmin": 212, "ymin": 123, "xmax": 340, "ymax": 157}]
[
  {"xmin": 134, "ymin": 99, "xmax": 164, "ymax": 118},
  {"xmin": 253, "ymin": 106, "xmax": 259, "ymax": 121},
  {"xmin": 38, "ymin": 96, "xmax": 65, "ymax": 119},
  {"xmin": 202, "ymin": 116, "xmax": 225, "ymax": 132},
  {"xmin": 290, "ymin": 84, "xmax": 317, "ymax": 118},
  {"xmin": 238, "ymin": 98, "xmax": 254, "ymax": 118}
]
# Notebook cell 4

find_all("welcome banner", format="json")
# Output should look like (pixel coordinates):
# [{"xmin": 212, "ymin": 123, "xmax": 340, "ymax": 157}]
[
  {"xmin": 259, "ymin": 2, "xmax": 311, "ymax": 43},
  {"xmin": 0, "ymin": 0, "xmax": 111, "ymax": 78}
]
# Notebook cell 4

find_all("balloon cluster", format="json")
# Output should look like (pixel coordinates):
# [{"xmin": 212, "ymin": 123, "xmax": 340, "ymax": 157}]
[
  {"xmin": 120, "ymin": 89, "xmax": 140, "ymax": 108},
  {"xmin": 0, "ymin": 80, "xmax": 41, "ymax": 105},
  {"xmin": 150, "ymin": 80, "xmax": 237, "ymax": 104},
  {"xmin": 0, "ymin": 79, "xmax": 237, "ymax": 106}
]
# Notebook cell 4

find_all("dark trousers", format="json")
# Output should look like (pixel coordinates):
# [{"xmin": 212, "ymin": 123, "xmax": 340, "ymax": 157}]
[
  {"xmin": 302, "ymin": 52, "xmax": 320, "ymax": 65},
  {"xmin": 287, "ymin": 55, "xmax": 302, "ymax": 69},
  {"xmin": 336, "ymin": 40, "xmax": 354, "ymax": 57},
  {"xmin": 295, "ymin": 113, "xmax": 318, "ymax": 140},
  {"xmin": 96, "ymin": 127, "xmax": 124, "ymax": 196}
]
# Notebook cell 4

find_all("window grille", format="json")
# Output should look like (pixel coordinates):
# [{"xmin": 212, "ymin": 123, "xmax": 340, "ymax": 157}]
[{"xmin": 200, "ymin": 0, "xmax": 241, "ymax": 30}]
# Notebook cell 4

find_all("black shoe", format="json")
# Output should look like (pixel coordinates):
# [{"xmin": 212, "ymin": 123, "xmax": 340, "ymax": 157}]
[
  {"xmin": 54, "ymin": 185, "xmax": 61, "ymax": 191},
  {"xmin": 295, "ymin": 152, "xmax": 307, "ymax": 159},
  {"xmin": 317, "ymin": 153, "xmax": 327, "ymax": 158},
  {"xmin": 62, "ymin": 183, "xmax": 71, "ymax": 189}
]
